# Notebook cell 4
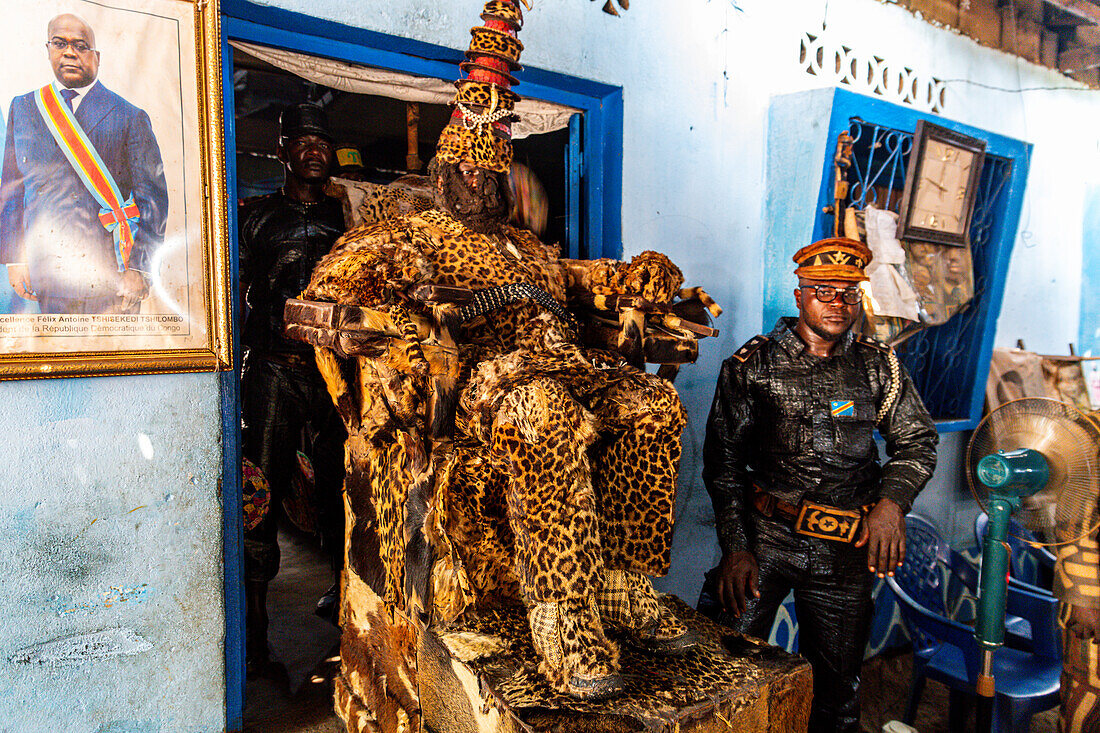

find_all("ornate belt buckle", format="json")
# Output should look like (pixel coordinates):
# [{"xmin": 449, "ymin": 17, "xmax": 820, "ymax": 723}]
[{"xmin": 794, "ymin": 500, "xmax": 862, "ymax": 543}]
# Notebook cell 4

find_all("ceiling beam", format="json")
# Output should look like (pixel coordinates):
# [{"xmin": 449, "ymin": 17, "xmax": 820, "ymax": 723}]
[
  {"xmin": 1044, "ymin": 0, "xmax": 1100, "ymax": 26},
  {"xmin": 1060, "ymin": 43, "xmax": 1100, "ymax": 70}
]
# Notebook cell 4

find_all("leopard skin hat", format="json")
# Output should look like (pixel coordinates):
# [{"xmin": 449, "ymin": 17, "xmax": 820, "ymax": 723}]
[{"xmin": 435, "ymin": 0, "xmax": 526, "ymax": 174}]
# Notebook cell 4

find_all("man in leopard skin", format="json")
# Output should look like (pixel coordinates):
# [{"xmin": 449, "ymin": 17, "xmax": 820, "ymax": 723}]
[{"xmin": 296, "ymin": 0, "xmax": 702, "ymax": 703}]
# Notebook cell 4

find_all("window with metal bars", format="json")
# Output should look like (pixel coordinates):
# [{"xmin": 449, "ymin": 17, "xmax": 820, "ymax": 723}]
[
  {"xmin": 764, "ymin": 89, "xmax": 1029, "ymax": 431},
  {"xmin": 836, "ymin": 117, "xmax": 1015, "ymax": 423}
]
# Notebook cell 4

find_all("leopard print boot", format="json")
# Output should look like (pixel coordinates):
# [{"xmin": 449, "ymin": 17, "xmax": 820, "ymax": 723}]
[
  {"xmin": 527, "ymin": 593, "xmax": 623, "ymax": 700},
  {"xmin": 597, "ymin": 569, "xmax": 696, "ymax": 656}
]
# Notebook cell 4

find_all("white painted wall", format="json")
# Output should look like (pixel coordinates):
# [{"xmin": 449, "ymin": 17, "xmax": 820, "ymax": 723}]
[{"xmin": 249, "ymin": 0, "xmax": 1100, "ymax": 600}]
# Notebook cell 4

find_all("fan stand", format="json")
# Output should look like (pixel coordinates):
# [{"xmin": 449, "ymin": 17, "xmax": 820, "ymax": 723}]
[{"xmin": 966, "ymin": 398, "xmax": 1100, "ymax": 733}]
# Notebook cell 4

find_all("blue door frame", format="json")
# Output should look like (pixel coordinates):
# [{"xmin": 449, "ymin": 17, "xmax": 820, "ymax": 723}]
[
  {"xmin": 220, "ymin": 0, "xmax": 623, "ymax": 259},
  {"xmin": 218, "ymin": 3, "xmax": 624, "ymax": 727}
]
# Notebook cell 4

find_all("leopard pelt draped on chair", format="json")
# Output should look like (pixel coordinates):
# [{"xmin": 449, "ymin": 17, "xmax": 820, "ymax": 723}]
[{"xmin": 300, "ymin": 205, "xmax": 688, "ymax": 725}]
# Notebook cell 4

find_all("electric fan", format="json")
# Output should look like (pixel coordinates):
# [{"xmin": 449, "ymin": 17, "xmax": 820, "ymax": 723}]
[{"xmin": 966, "ymin": 397, "xmax": 1100, "ymax": 728}]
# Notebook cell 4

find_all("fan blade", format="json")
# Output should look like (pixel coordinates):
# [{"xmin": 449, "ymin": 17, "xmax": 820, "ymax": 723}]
[{"xmin": 967, "ymin": 398, "xmax": 1100, "ymax": 547}]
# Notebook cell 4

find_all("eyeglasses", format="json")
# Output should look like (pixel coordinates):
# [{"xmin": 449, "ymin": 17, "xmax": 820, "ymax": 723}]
[
  {"xmin": 800, "ymin": 284, "xmax": 862, "ymax": 305},
  {"xmin": 48, "ymin": 38, "xmax": 94, "ymax": 53}
]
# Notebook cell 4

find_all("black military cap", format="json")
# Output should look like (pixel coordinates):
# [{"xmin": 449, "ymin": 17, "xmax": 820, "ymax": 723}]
[{"xmin": 279, "ymin": 103, "xmax": 333, "ymax": 143}]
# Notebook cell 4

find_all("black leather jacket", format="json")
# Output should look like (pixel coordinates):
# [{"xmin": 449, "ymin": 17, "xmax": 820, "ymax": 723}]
[
  {"xmin": 239, "ymin": 189, "xmax": 345, "ymax": 355},
  {"xmin": 703, "ymin": 318, "xmax": 938, "ymax": 568}
]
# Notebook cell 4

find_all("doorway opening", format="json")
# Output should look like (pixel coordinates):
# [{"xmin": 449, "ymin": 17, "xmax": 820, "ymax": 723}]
[{"xmin": 228, "ymin": 39, "xmax": 584, "ymax": 731}]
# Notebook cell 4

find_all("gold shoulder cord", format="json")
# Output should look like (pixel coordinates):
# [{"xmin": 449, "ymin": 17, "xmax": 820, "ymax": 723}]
[{"xmin": 876, "ymin": 349, "xmax": 901, "ymax": 424}]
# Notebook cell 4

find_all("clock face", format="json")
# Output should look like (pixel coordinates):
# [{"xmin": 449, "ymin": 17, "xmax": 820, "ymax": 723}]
[{"xmin": 910, "ymin": 139, "xmax": 976, "ymax": 236}]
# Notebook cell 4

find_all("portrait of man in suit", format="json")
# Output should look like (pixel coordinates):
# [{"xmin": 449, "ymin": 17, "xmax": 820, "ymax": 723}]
[{"xmin": 0, "ymin": 13, "xmax": 169, "ymax": 315}]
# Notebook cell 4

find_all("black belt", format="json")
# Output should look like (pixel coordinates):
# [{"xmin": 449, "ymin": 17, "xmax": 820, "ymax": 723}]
[
  {"xmin": 455, "ymin": 282, "xmax": 579, "ymax": 332},
  {"xmin": 752, "ymin": 485, "xmax": 873, "ymax": 544}
]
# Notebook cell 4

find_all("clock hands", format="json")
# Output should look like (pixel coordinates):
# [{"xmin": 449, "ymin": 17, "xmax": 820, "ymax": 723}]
[
  {"xmin": 924, "ymin": 175, "xmax": 948, "ymax": 199},
  {"xmin": 905, "ymin": 124, "xmax": 984, "ymax": 242}
]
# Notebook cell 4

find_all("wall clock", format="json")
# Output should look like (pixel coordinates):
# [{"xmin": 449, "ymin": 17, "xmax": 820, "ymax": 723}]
[{"xmin": 897, "ymin": 120, "xmax": 987, "ymax": 247}]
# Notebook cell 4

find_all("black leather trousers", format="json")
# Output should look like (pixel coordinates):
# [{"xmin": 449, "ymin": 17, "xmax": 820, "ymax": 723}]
[
  {"xmin": 241, "ymin": 354, "xmax": 346, "ymax": 582},
  {"xmin": 729, "ymin": 543, "xmax": 874, "ymax": 733}
]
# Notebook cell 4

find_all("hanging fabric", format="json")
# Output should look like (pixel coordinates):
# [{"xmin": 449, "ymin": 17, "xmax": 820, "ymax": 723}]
[{"xmin": 230, "ymin": 40, "xmax": 580, "ymax": 139}]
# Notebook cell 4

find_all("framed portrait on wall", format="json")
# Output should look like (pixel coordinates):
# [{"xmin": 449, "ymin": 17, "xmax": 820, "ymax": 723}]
[{"xmin": 0, "ymin": 0, "xmax": 229, "ymax": 379}]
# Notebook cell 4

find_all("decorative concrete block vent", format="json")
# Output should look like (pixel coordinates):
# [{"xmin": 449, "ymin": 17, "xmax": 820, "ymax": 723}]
[{"xmin": 800, "ymin": 31, "xmax": 947, "ymax": 114}]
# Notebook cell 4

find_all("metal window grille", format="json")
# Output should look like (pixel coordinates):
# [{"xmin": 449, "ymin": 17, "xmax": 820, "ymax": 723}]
[{"xmin": 840, "ymin": 118, "xmax": 1013, "ymax": 420}]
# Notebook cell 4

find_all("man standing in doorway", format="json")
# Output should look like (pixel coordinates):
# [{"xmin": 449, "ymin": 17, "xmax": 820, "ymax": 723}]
[
  {"xmin": 703, "ymin": 237, "xmax": 938, "ymax": 731},
  {"xmin": 238, "ymin": 103, "xmax": 347, "ymax": 672},
  {"xmin": 1, "ymin": 14, "xmax": 168, "ymax": 314}
]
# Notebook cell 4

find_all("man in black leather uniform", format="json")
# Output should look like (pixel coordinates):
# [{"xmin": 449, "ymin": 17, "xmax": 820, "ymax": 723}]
[
  {"xmin": 238, "ymin": 103, "xmax": 346, "ymax": 670},
  {"xmin": 702, "ymin": 238, "xmax": 938, "ymax": 731}
]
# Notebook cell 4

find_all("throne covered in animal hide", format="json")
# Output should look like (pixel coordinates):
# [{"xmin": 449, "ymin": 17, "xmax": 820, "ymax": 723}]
[{"xmin": 283, "ymin": 208, "xmax": 812, "ymax": 730}]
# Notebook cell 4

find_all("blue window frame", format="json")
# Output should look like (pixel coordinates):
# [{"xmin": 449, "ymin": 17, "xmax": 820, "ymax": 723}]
[
  {"xmin": 831, "ymin": 117, "xmax": 1017, "ymax": 428},
  {"xmin": 765, "ymin": 88, "xmax": 1030, "ymax": 434},
  {"xmin": 217, "ymin": 3, "xmax": 624, "ymax": 726}
]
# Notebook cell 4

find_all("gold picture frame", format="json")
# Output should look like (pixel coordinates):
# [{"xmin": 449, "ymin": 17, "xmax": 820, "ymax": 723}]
[{"xmin": 0, "ymin": 0, "xmax": 229, "ymax": 379}]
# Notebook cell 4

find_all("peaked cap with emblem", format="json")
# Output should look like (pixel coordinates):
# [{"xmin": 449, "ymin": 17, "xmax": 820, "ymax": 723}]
[
  {"xmin": 792, "ymin": 237, "xmax": 872, "ymax": 282},
  {"xmin": 435, "ymin": 0, "xmax": 526, "ymax": 174}
]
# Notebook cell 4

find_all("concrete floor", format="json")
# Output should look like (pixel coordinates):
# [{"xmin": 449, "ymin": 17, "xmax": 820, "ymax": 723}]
[
  {"xmin": 244, "ymin": 525, "xmax": 342, "ymax": 733},
  {"xmin": 860, "ymin": 651, "xmax": 1057, "ymax": 733},
  {"xmin": 241, "ymin": 528, "xmax": 1060, "ymax": 732}
]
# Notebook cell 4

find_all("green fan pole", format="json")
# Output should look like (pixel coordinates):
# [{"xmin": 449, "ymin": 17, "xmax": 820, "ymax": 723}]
[{"xmin": 973, "ymin": 448, "xmax": 1049, "ymax": 733}]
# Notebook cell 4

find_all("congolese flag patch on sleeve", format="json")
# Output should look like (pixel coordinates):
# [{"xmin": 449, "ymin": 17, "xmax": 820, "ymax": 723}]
[{"xmin": 831, "ymin": 400, "xmax": 855, "ymax": 417}]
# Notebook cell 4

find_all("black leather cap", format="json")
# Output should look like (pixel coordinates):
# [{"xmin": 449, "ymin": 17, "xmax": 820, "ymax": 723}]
[{"xmin": 279, "ymin": 103, "xmax": 333, "ymax": 143}]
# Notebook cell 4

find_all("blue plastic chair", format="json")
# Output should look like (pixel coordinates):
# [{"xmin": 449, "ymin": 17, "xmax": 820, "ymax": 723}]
[{"xmin": 887, "ymin": 514, "xmax": 1061, "ymax": 733}]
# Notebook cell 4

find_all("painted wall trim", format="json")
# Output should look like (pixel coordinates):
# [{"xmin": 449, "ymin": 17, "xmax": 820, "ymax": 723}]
[
  {"xmin": 220, "ymin": 18, "xmax": 245, "ymax": 732},
  {"xmin": 765, "ymin": 87, "xmax": 1030, "ymax": 433},
  {"xmin": 819, "ymin": 90, "xmax": 1031, "ymax": 433}
]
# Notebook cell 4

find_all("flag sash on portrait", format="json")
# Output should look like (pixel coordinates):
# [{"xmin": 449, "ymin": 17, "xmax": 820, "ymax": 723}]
[{"xmin": 33, "ymin": 84, "xmax": 140, "ymax": 272}]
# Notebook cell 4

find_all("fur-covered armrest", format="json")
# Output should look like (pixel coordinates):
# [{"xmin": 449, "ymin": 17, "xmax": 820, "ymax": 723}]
[
  {"xmin": 284, "ymin": 297, "xmax": 445, "ymax": 359},
  {"xmin": 561, "ymin": 251, "xmax": 685, "ymax": 305}
]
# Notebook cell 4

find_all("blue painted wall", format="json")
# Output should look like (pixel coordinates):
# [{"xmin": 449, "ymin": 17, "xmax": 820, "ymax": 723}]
[
  {"xmin": 0, "ymin": 373, "xmax": 226, "ymax": 731},
  {"xmin": 1079, "ymin": 184, "xmax": 1100, "ymax": 361},
  {"xmin": 1080, "ymin": 185, "xmax": 1100, "ymax": 412}
]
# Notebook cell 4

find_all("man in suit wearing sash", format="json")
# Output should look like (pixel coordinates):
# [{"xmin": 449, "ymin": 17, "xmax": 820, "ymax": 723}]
[{"xmin": 0, "ymin": 14, "xmax": 168, "ymax": 314}]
